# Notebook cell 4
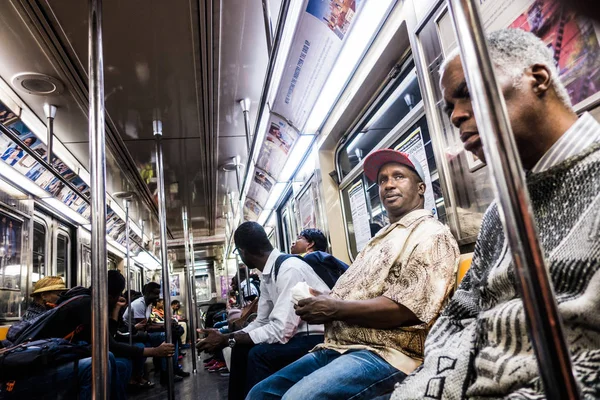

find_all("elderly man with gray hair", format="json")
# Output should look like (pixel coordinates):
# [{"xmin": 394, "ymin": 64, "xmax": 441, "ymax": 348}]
[{"xmin": 391, "ymin": 28, "xmax": 600, "ymax": 399}]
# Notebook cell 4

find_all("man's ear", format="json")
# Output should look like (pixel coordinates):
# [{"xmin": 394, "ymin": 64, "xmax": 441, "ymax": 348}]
[
  {"xmin": 418, "ymin": 182, "xmax": 426, "ymax": 196},
  {"xmin": 530, "ymin": 63, "xmax": 552, "ymax": 96},
  {"xmin": 306, "ymin": 240, "xmax": 315, "ymax": 252}
]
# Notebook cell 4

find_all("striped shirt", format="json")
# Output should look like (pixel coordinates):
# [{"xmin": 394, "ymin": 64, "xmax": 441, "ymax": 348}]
[{"xmin": 532, "ymin": 112, "xmax": 600, "ymax": 173}]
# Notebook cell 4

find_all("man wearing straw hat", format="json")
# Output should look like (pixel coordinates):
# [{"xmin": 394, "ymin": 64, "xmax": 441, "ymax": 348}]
[{"xmin": 23, "ymin": 276, "xmax": 66, "ymax": 321}]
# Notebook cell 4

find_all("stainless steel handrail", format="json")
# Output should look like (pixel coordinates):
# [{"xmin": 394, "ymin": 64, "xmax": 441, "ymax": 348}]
[
  {"xmin": 445, "ymin": 0, "xmax": 580, "ymax": 398},
  {"xmin": 88, "ymin": 0, "xmax": 109, "ymax": 398},
  {"xmin": 239, "ymin": 0, "xmax": 292, "ymax": 201},
  {"xmin": 262, "ymin": 0, "xmax": 274, "ymax": 56},
  {"xmin": 154, "ymin": 122, "xmax": 175, "ymax": 399},
  {"xmin": 182, "ymin": 207, "xmax": 198, "ymax": 373},
  {"xmin": 189, "ymin": 231, "xmax": 200, "ymax": 330},
  {"xmin": 125, "ymin": 200, "xmax": 132, "ymax": 345}
]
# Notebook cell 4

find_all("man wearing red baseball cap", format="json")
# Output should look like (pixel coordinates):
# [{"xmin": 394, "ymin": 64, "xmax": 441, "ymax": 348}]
[{"xmin": 247, "ymin": 148, "xmax": 459, "ymax": 400}]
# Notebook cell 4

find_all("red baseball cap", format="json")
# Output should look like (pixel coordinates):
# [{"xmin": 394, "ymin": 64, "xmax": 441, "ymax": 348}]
[{"xmin": 363, "ymin": 149, "xmax": 425, "ymax": 182}]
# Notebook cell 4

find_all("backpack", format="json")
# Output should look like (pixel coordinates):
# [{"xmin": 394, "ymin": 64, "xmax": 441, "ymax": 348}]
[
  {"xmin": 274, "ymin": 251, "xmax": 349, "ymax": 289},
  {"xmin": 0, "ymin": 338, "xmax": 90, "ymax": 381},
  {"xmin": 7, "ymin": 293, "xmax": 89, "ymax": 346}
]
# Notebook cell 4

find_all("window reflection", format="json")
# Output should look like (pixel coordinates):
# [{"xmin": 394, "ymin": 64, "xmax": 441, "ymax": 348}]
[
  {"xmin": 32, "ymin": 221, "xmax": 46, "ymax": 283},
  {"xmin": 338, "ymin": 63, "xmax": 423, "ymax": 178}
]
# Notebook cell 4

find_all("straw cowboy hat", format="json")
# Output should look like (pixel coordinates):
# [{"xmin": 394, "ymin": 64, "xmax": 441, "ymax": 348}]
[{"xmin": 30, "ymin": 276, "xmax": 66, "ymax": 296}]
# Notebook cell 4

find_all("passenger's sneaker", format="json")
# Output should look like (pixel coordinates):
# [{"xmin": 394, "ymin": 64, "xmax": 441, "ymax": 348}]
[
  {"xmin": 175, "ymin": 369, "xmax": 191, "ymax": 378},
  {"xmin": 204, "ymin": 359, "xmax": 218, "ymax": 369},
  {"xmin": 208, "ymin": 361, "xmax": 227, "ymax": 373}
]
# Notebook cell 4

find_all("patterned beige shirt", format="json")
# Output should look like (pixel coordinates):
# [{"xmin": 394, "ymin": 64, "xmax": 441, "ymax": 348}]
[{"xmin": 315, "ymin": 209, "xmax": 459, "ymax": 374}]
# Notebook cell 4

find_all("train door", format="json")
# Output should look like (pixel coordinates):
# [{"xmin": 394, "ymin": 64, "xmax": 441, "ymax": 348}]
[
  {"xmin": 0, "ymin": 206, "xmax": 30, "ymax": 320},
  {"xmin": 33, "ymin": 210, "xmax": 74, "ymax": 287}
]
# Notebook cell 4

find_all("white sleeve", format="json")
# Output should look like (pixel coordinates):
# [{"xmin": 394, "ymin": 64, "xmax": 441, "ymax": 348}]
[
  {"xmin": 242, "ymin": 281, "xmax": 271, "ymax": 333},
  {"xmin": 246, "ymin": 264, "xmax": 304, "ymax": 344}
]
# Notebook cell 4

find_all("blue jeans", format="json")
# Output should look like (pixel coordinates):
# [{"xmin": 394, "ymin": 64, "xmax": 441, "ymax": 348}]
[
  {"xmin": 1, "ymin": 354, "xmax": 116, "ymax": 399},
  {"xmin": 246, "ymin": 349, "xmax": 406, "ymax": 400},
  {"xmin": 229, "ymin": 334, "xmax": 324, "ymax": 400},
  {"xmin": 147, "ymin": 331, "xmax": 179, "ymax": 371}
]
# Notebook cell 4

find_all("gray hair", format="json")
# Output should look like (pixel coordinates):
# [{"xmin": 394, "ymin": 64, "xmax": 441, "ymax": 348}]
[{"xmin": 441, "ymin": 28, "xmax": 573, "ymax": 110}]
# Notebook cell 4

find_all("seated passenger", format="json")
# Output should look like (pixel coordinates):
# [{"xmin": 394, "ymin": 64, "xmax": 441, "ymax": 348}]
[
  {"xmin": 197, "ymin": 221, "xmax": 330, "ymax": 400},
  {"xmin": 247, "ymin": 151, "xmax": 459, "ymax": 400},
  {"xmin": 8, "ymin": 271, "xmax": 174, "ymax": 398},
  {"xmin": 23, "ymin": 276, "xmax": 66, "ymax": 321},
  {"xmin": 290, "ymin": 228, "xmax": 327, "ymax": 255},
  {"xmin": 290, "ymin": 228, "xmax": 349, "ymax": 288},
  {"xmin": 123, "ymin": 282, "xmax": 190, "ymax": 384},
  {"xmin": 391, "ymin": 29, "xmax": 600, "ymax": 399},
  {"xmin": 171, "ymin": 299, "xmax": 189, "ymax": 347}
]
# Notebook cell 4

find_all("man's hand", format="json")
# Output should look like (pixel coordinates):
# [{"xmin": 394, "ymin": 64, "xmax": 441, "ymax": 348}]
[
  {"xmin": 196, "ymin": 329, "xmax": 228, "ymax": 353},
  {"xmin": 134, "ymin": 319, "xmax": 147, "ymax": 331},
  {"xmin": 150, "ymin": 342, "xmax": 175, "ymax": 358},
  {"xmin": 295, "ymin": 291, "xmax": 339, "ymax": 324}
]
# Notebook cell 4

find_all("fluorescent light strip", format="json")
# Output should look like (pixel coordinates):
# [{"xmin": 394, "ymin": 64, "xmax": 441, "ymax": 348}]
[
  {"xmin": 0, "ymin": 177, "xmax": 27, "ymax": 199},
  {"xmin": 267, "ymin": 0, "xmax": 307, "ymax": 107},
  {"xmin": 257, "ymin": 209, "xmax": 271, "ymax": 225},
  {"xmin": 42, "ymin": 197, "xmax": 89, "ymax": 225},
  {"xmin": 0, "ymin": 161, "xmax": 50, "ymax": 198},
  {"xmin": 279, "ymin": 135, "xmax": 314, "ymax": 182},
  {"xmin": 304, "ymin": 0, "xmax": 395, "ymax": 134},
  {"xmin": 264, "ymin": 182, "xmax": 288, "ymax": 210}
]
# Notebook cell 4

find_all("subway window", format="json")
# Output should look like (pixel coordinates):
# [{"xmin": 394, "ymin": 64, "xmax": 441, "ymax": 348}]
[
  {"xmin": 32, "ymin": 219, "xmax": 47, "ymax": 283},
  {"xmin": 336, "ymin": 59, "xmax": 444, "ymax": 260},
  {"xmin": 56, "ymin": 231, "xmax": 70, "ymax": 283}
]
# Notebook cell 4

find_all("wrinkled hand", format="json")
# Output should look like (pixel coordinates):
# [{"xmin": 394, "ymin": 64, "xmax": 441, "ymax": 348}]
[
  {"xmin": 134, "ymin": 319, "xmax": 147, "ymax": 331},
  {"xmin": 196, "ymin": 329, "xmax": 227, "ymax": 353},
  {"xmin": 154, "ymin": 341, "xmax": 176, "ymax": 357},
  {"xmin": 294, "ymin": 289, "xmax": 339, "ymax": 324}
]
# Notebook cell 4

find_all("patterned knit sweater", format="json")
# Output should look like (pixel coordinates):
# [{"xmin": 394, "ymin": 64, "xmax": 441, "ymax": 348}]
[{"xmin": 392, "ymin": 143, "xmax": 600, "ymax": 399}]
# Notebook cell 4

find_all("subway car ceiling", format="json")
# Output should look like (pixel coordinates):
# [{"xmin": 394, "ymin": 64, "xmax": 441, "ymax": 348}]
[
  {"xmin": 0, "ymin": 0, "xmax": 277, "ymax": 262},
  {"xmin": 0, "ymin": 0, "xmax": 599, "ymax": 272}
]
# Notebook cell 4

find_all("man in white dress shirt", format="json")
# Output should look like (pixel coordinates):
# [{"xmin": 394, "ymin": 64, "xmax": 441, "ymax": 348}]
[{"xmin": 197, "ymin": 221, "xmax": 329, "ymax": 400}]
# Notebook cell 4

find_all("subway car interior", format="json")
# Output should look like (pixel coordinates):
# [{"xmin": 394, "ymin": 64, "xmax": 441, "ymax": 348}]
[{"xmin": 0, "ymin": 0, "xmax": 598, "ymax": 399}]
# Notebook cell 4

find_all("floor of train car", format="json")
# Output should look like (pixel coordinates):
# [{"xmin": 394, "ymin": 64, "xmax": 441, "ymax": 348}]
[{"xmin": 129, "ymin": 351, "xmax": 228, "ymax": 400}]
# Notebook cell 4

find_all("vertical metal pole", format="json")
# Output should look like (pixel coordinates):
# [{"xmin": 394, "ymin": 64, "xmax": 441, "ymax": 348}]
[
  {"xmin": 189, "ymin": 231, "xmax": 200, "ymax": 330},
  {"xmin": 239, "ymin": 100, "xmax": 252, "ymax": 153},
  {"xmin": 153, "ymin": 121, "xmax": 175, "ymax": 399},
  {"xmin": 43, "ymin": 104, "xmax": 57, "ymax": 164},
  {"xmin": 445, "ymin": 1, "xmax": 579, "ymax": 398},
  {"xmin": 261, "ymin": 0, "xmax": 274, "ymax": 56},
  {"xmin": 88, "ymin": 0, "xmax": 109, "ymax": 398},
  {"xmin": 125, "ymin": 200, "xmax": 133, "ymax": 345},
  {"xmin": 181, "ymin": 208, "xmax": 197, "ymax": 372}
]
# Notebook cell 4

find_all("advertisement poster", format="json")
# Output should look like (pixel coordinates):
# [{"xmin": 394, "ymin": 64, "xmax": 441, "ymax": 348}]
[
  {"xmin": 508, "ymin": 1, "xmax": 600, "ymax": 107},
  {"xmin": 244, "ymin": 197, "xmax": 263, "ymax": 221},
  {"xmin": 247, "ymin": 168, "xmax": 277, "ymax": 207},
  {"xmin": 444, "ymin": 0, "xmax": 600, "ymax": 108},
  {"xmin": 348, "ymin": 180, "xmax": 371, "ymax": 252},
  {"xmin": 0, "ymin": 103, "xmax": 18, "ymax": 125},
  {"xmin": 394, "ymin": 127, "xmax": 437, "ymax": 218},
  {"xmin": 170, "ymin": 274, "xmax": 180, "ymax": 297},
  {"xmin": 272, "ymin": 0, "xmax": 364, "ymax": 130},
  {"xmin": 220, "ymin": 275, "xmax": 229, "ymax": 299},
  {"xmin": 297, "ymin": 184, "xmax": 316, "ymax": 229},
  {"xmin": 256, "ymin": 115, "xmax": 298, "ymax": 179}
]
